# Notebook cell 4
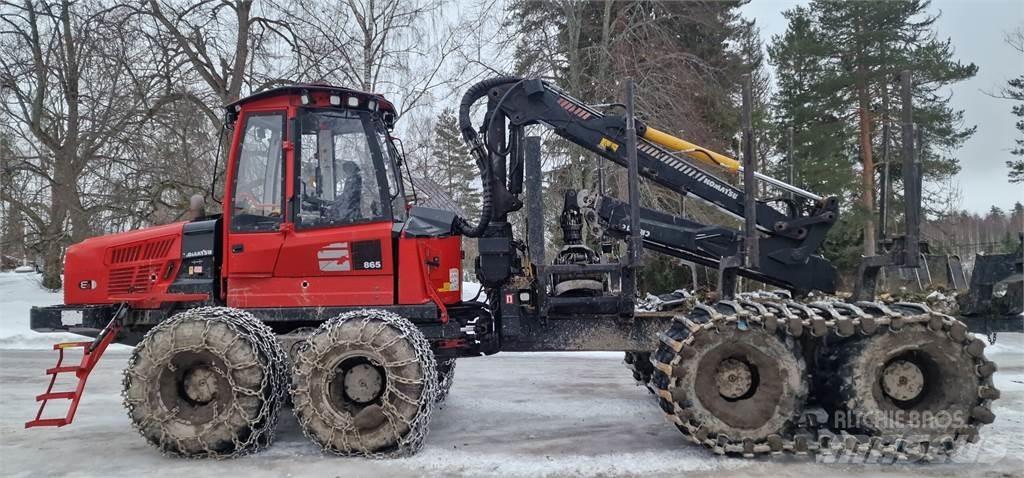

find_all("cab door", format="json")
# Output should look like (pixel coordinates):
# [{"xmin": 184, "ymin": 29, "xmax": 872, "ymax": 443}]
[
  {"xmin": 223, "ymin": 110, "xmax": 289, "ymax": 307},
  {"xmin": 270, "ymin": 108, "xmax": 397, "ymax": 307}
]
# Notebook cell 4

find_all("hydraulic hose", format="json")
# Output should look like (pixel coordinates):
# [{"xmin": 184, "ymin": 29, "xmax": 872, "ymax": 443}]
[{"xmin": 455, "ymin": 76, "xmax": 522, "ymax": 237}]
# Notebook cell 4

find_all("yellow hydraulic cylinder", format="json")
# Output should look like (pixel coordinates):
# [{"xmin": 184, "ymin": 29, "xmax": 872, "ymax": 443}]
[{"xmin": 641, "ymin": 126, "xmax": 741, "ymax": 173}]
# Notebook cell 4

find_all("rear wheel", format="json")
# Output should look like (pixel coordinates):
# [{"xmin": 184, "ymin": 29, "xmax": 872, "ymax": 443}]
[
  {"xmin": 122, "ymin": 307, "xmax": 288, "ymax": 458},
  {"xmin": 652, "ymin": 305, "xmax": 807, "ymax": 455},
  {"xmin": 290, "ymin": 310, "xmax": 437, "ymax": 457},
  {"xmin": 819, "ymin": 311, "xmax": 998, "ymax": 450}
]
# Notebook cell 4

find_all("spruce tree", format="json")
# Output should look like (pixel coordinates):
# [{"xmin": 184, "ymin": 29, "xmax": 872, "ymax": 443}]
[
  {"xmin": 1002, "ymin": 71, "xmax": 1024, "ymax": 183},
  {"xmin": 428, "ymin": 108, "xmax": 480, "ymax": 218},
  {"xmin": 769, "ymin": 0, "xmax": 977, "ymax": 258}
]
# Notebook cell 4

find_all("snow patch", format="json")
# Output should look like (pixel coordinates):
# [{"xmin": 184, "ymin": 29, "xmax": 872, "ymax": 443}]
[
  {"xmin": 390, "ymin": 447, "xmax": 746, "ymax": 478},
  {"xmin": 461, "ymin": 280, "xmax": 483, "ymax": 302},
  {"xmin": 980, "ymin": 333, "xmax": 1024, "ymax": 358},
  {"xmin": 0, "ymin": 272, "xmax": 128, "ymax": 350}
]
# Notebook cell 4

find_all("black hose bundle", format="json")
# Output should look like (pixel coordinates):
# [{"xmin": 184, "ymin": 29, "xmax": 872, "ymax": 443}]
[{"xmin": 455, "ymin": 76, "xmax": 521, "ymax": 237}]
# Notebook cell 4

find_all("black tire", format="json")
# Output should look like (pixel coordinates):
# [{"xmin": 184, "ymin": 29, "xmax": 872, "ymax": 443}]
[
  {"xmin": 122, "ymin": 307, "xmax": 288, "ymax": 458},
  {"xmin": 279, "ymin": 326, "xmax": 318, "ymax": 366},
  {"xmin": 652, "ymin": 306, "xmax": 807, "ymax": 453},
  {"xmin": 819, "ymin": 320, "xmax": 997, "ymax": 445},
  {"xmin": 436, "ymin": 358, "xmax": 456, "ymax": 403},
  {"xmin": 290, "ymin": 310, "xmax": 437, "ymax": 457},
  {"xmin": 623, "ymin": 351, "xmax": 655, "ymax": 394}
]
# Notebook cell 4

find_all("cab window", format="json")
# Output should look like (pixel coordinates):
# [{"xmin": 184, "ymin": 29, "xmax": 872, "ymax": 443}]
[
  {"xmin": 231, "ymin": 113, "xmax": 284, "ymax": 232},
  {"xmin": 297, "ymin": 110, "xmax": 389, "ymax": 227},
  {"xmin": 378, "ymin": 131, "xmax": 407, "ymax": 220}
]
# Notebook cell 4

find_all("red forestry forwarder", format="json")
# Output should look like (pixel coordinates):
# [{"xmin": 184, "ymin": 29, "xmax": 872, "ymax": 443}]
[{"xmin": 26, "ymin": 77, "xmax": 999, "ymax": 461}]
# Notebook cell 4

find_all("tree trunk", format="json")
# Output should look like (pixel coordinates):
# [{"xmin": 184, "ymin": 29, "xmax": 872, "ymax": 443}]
[
  {"xmin": 857, "ymin": 83, "xmax": 876, "ymax": 256},
  {"xmin": 43, "ymin": 175, "xmax": 69, "ymax": 290},
  {"xmin": 69, "ymin": 190, "xmax": 92, "ymax": 241}
]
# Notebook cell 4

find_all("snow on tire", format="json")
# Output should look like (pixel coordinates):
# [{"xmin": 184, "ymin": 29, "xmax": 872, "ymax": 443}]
[
  {"xmin": 290, "ymin": 309, "xmax": 438, "ymax": 457},
  {"xmin": 122, "ymin": 307, "xmax": 289, "ymax": 458}
]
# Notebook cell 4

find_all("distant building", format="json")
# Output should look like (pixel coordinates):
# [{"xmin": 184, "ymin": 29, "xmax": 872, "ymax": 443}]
[{"xmin": 404, "ymin": 175, "xmax": 465, "ymax": 216}]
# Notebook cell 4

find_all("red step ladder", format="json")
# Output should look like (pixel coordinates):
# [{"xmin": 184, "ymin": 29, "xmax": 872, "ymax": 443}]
[{"xmin": 25, "ymin": 308, "xmax": 124, "ymax": 428}]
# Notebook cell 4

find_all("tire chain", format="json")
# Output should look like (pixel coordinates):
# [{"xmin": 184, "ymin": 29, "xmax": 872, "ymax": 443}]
[
  {"xmin": 623, "ymin": 352, "xmax": 655, "ymax": 394},
  {"xmin": 436, "ymin": 358, "xmax": 457, "ymax": 403},
  {"xmin": 122, "ymin": 307, "xmax": 290, "ymax": 459},
  {"xmin": 291, "ymin": 309, "xmax": 438, "ymax": 458},
  {"xmin": 650, "ymin": 297, "xmax": 999, "ymax": 462}
]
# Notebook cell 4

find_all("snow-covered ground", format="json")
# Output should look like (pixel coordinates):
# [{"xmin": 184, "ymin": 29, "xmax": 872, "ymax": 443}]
[
  {"xmin": 0, "ymin": 272, "xmax": 1022, "ymax": 477},
  {"xmin": 0, "ymin": 272, "xmax": 99, "ymax": 349}
]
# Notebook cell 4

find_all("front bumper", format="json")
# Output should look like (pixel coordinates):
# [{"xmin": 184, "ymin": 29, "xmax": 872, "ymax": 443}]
[{"xmin": 30, "ymin": 305, "xmax": 114, "ymax": 337}]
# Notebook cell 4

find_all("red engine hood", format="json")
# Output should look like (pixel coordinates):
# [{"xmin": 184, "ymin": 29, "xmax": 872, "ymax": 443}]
[{"xmin": 64, "ymin": 222, "xmax": 187, "ymax": 306}]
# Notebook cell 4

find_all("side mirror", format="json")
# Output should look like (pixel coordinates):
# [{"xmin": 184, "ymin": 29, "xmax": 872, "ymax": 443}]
[{"xmin": 188, "ymin": 194, "xmax": 206, "ymax": 220}]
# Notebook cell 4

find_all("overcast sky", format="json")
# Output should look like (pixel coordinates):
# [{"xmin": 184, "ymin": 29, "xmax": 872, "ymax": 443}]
[{"xmin": 741, "ymin": 0, "xmax": 1024, "ymax": 214}]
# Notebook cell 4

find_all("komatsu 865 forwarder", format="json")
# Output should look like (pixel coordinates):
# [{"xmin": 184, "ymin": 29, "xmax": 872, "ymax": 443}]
[{"xmin": 25, "ymin": 75, "xmax": 999, "ymax": 461}]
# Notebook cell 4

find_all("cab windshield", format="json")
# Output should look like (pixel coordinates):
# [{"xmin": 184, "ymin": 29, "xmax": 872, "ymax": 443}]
[{"xmin": 296, "ymin": 109, "xmax": 394, "ymax": 227}]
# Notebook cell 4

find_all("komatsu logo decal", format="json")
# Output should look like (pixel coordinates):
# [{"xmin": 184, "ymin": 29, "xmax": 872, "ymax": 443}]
[
  {"xmin": 183, "ymin": 249, "xmax": 213, "ymax": 258},
  {"xmin": 317, "ymin": 242, "xmax": 351, "ymax": 272},
  {"xmin": 638, "ymin": 141, "xmax": 740, "ymax": 200}
]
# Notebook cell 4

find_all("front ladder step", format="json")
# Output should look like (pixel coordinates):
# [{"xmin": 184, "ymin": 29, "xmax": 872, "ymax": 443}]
[
  {"xmin": 36, "ymin": 391, "xmax": 77, "ymax": 401},
  {"xmin": 24, "ymin": 418, "xmax": 69, "ymax": 428},
  {"xmin": 46, "ymin": 366, "xmax": 81, "ymax": 375},
  {"xmin": 25, "ymin": 307, "xmax": 125, "ymax": 429}
]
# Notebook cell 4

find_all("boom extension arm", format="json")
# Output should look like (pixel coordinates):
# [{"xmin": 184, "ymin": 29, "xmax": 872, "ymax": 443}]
[
  {"xmin": 475, "ymin": 79, "xmax": 837, "ymax": 235},
  {"xmin": 459, "ymin": 77, "xmax": 840, "ymax": 294}
]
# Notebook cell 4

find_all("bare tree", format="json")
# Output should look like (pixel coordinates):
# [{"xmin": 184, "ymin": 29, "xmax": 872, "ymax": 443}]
[
  {"xmin": 0, "ymin": 0, "xmax": 177, "ymax": 287},
  {"xmin": 283, "ymin": 0, "xmax": 494, "ymax": 118}
]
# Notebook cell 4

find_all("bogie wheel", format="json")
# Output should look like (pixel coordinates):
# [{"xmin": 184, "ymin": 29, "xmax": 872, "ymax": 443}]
[
  {"xmin": 436, "ymin": 358, "xmax": 456, "ymax": 403},
  {"xmin": 623, "ymin": 351, "xmax": 655, "ymax": 394},
  {"xmin": 651, "ymin": 304, "xmax": 807, "ymax": 455},
  {"xmin": 122, "ymin": 307, "xmax": 289, "ymax": 458},
  {"xmin": 290, "ymin": 310, "xmax": 438, "ymax": 457},
  {"xmin": 819, "ymin": 307, "xmax": 999, "ymax": 451}
]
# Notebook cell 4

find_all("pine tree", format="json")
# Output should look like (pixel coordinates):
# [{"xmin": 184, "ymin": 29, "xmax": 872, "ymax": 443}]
[
  {"xmin": 768, "ymin": 7, "xmax": 857, "ymax": 200},
  {"xmin": 769, "ymin": 0, "xmax": 977, "ymax": 259},
  {"xmin": 428, "ymin": 108, "xmax": 480, "ymax": 218},
  {"xmin": 1006, "ymin": 74, "xmax": 1024, "ymax": 183},
  {"xmin": 991, "ymin": 27, "xmax": 1024, "ymax": 183}
]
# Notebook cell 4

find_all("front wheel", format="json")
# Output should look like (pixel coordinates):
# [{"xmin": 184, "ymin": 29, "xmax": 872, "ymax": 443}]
[
  {"xmin": 290, "ymin": 310, "xmax": 438, "ymax": 457},
  {"xmin": 122, "ymin": 307, "xmax": 289, "ymax": 458}
]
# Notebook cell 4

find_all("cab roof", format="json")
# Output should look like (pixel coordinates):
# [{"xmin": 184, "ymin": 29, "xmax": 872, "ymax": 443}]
[
  {"xmin": 225, "ymin": 84, "xmax": 397, "ymax": 114},
  {"xmin": 224, "ymin": 83, "xmax": 398, "ymax": 129}
]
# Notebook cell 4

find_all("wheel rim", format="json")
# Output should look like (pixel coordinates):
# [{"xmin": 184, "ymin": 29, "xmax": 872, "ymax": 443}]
[
  {"xmin": 324, "ymin": 354, "xmax": 389, "ymax": 421},
  {"xmin": 158, "ymin": 351, "xmax": 232, "ymax": 423},
  {"xmin": 881, "ymin": 359, "xmax": 925, "ymax": 402},
  {"xmin": 341, "ymin": 361, "xmax": 385, "ymax": 404},
  {"xmin": 691, "ymin": 335, "xmax": 795, "ymax": 432},
  {"xmin": 182, "ymin": 365, "xmax": 219, "ymax": 404},
  {"xmin": 715, "ymin": 358, "xmax": 756, "ymax": 400}
]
